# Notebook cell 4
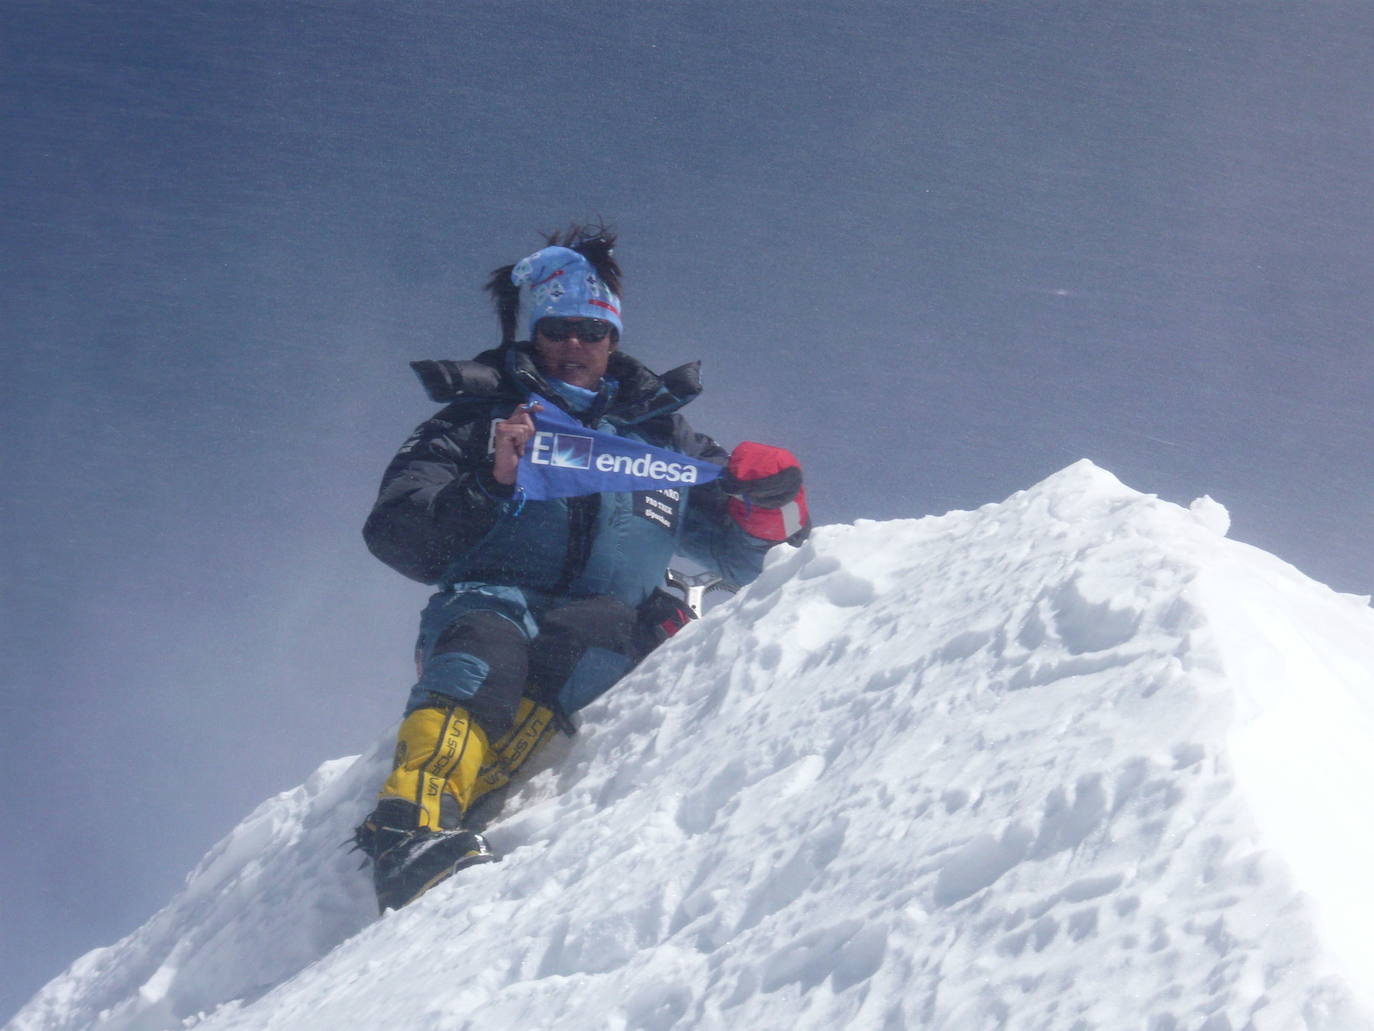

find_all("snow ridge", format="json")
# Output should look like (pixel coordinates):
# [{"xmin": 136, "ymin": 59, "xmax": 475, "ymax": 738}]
[{"xmin": 10, "ymin": 461, "xmax": 1374, "ymax": 1031}]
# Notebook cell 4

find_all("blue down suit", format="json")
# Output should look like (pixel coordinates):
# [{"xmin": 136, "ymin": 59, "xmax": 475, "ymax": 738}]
[{"xmin": 363, "ymin": 342, "xmax": 775, "ymax": 740}]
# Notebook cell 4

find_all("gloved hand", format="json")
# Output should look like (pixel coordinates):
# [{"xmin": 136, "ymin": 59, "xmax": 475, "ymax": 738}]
[
  {"xmin": 721, "ymin": 442, "xmax": 811, "ymax": 545},
  {"xmin": 636, "ymin": 588, "xmax": 697, "ymax": 652}
]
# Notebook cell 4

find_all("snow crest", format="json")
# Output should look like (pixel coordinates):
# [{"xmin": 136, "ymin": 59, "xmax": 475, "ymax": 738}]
[{"xmin": 10, "ymin": 461, "xmax": 1374, "ymax": 1031}]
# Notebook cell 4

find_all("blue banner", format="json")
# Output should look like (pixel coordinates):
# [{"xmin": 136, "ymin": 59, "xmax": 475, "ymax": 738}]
[{"xmin": 516, "ymin": 394, "xmax": 723, "ymax": 501}]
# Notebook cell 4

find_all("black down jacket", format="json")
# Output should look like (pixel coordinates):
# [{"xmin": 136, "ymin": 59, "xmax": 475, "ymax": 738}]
[{"xmin": 363, "ymin": 342, "xmax": 774, "ymax": 609}]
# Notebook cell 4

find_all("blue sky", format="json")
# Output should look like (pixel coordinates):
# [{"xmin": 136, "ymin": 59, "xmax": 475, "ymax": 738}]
[{"xmin": 3, "ymin": 1, "xmax": 1372, "ymax": 1019}]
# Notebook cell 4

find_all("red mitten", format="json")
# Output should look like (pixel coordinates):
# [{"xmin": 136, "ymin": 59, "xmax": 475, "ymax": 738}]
[{"xmin": 722, "ymin": 442, "xmax": 811, "ymax": 545}]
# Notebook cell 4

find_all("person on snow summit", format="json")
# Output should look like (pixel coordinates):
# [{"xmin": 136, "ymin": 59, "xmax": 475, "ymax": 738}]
[{"xmin": 353, "ymin": 224, "xmax": 811, "ymax": 912}]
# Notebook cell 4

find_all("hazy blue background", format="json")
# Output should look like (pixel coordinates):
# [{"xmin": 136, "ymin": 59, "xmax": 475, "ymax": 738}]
[{"xmin": 3, "ymin": 1, "xmax": 1371, "ymax": 1019}]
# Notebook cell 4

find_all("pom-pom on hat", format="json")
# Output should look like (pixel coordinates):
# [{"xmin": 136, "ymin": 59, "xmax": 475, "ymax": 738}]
[{"xmin": 512, "ymin": 245, "xmax": 623, "ymax": 339}]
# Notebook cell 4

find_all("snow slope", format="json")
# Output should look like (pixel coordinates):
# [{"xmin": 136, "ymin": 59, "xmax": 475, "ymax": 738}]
[{"xmin": 10, "ymin": 461, "xmax": 1374, "ymax": 1031}]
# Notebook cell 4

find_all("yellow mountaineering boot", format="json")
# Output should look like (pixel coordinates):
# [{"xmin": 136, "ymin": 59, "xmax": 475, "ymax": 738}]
[
  {"xmin": 469, "ymin": 696, "xmax": 561, "ymax": 806},
  {"xmin": 354, "ymin": 706, "xmax": 498, "ymax": 912},
  {"xmin": 382, "ymin": 704, "xmax": 493, "ymax": 826}
]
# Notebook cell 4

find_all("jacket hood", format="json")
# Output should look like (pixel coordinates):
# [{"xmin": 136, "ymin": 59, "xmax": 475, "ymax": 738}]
[{"xmin": 408, "ymin": 344, "xmax": 704, "ymax": 426}]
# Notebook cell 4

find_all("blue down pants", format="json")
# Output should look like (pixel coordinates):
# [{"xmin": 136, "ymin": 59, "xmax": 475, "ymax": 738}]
[{"xmin": 404, "ymin": 583, "xmax": 642, "ymax": 740}]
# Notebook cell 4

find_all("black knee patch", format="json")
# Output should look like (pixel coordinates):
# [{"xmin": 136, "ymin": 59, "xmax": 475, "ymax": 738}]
[
  {"xmin": 423, "ymin": 610, "xmax": 530, "ymax": 739},
  {"xmin": 527, "ymin": 596, "xmax": 640, "ymax": 708}
]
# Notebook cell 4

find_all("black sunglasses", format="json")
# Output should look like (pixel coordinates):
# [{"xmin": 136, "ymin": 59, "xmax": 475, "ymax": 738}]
[{"xmin": 536, "ymin": 317, "xmax": 615, "ymax": 343}]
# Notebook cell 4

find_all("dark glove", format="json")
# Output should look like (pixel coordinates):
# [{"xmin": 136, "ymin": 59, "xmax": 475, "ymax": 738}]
[
  {"xmin": 721, "ymin": 442, "xmax": 811, "ymax": 545},
  {"xmin": 635, "ymin": 588, "xmax": 697, "ymax": 653}
]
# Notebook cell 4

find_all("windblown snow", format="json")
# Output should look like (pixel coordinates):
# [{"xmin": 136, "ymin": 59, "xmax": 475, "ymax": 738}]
[{"xmin": 10, "ymin": 461, "xmax": 1374, "ymax": 1031}]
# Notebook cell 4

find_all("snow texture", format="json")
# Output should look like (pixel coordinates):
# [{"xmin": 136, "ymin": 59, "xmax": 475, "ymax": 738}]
[{"xmin": 10, "ymin": 461, "xmax": 1374, "ymax": 1031}]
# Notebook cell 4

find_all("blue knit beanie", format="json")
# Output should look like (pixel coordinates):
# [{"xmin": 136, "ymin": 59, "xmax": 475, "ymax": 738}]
[{"xmin": 511, "ymin": 246, "xmax": 623, "ymax": 339}]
